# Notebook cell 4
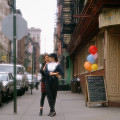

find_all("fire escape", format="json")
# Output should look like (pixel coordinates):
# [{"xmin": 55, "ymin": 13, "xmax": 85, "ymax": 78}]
[{"xmin": 60, "ymin": 0, "xmax": 84, "ymax": 48}]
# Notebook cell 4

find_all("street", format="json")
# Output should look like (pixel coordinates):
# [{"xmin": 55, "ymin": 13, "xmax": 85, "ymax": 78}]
[{"xmin": 0, "ymin": 85, "xmax": 120, "ymax": 120}]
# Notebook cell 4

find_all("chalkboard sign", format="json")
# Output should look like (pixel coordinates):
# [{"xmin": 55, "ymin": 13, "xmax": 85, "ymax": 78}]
[{"xmin": 85, "ymin": 75, "xmax": 108, "ymax": 105}]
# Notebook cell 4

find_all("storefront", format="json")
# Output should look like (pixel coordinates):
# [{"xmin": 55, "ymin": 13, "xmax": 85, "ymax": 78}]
[
  {"xmin": 100, "ymin": 8, "xmax": 120, "ymax": 106},
  {"xmin": 68, "ymin": 1, "xmax": 120, "ymax": 106}
]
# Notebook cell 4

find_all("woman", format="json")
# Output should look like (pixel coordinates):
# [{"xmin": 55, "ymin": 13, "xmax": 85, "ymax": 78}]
[
  {"xmin": 44, "ymin": 53, "xmax": 63, "ymax": 117},
  {"xmin": 39, "ymin": 54, "xmax": 49, "ymax": 116}
]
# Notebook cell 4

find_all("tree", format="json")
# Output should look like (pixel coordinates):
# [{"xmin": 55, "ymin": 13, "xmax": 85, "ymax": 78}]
[{"xmin": 38, "ymin": 54, "xmax": 44, "ymax": 64}]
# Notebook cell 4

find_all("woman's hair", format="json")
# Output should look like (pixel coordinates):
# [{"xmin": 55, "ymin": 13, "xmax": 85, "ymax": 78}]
[{"xmin": 43, "ymin": 53, "xmax": 49, "ymax": 59}]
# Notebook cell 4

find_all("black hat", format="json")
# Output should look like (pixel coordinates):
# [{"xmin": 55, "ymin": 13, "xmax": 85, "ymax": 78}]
[{"xmin": 49, "ymin": 53, "xmax": 58, "ymax": 61}]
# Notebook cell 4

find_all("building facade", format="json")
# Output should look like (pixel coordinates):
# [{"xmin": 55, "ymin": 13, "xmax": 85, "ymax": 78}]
[
  {"xmin": 56, "ymin": 0, "xmax": 83, "ymax": 85},
  {"xmin": 28, "ymin": 28, "xmax": 41, "ymax": 74},
  {"xmin": 28, "ymin": 27, "xmax": 41, "ymax": 53},
  {"xmin": 17, "ymin": 37, "xmax": 26, "ymax": 65},
  {"xmin": 56, "ymin": 0, "xmax": 120, "ymax": 106},
  {"xmin": 68, "ymin": 0, "xmax": 120, "ymax": 107},
  {"xmin": 0, "ymin": 0, "xmax": 10, "ymax": 63}
]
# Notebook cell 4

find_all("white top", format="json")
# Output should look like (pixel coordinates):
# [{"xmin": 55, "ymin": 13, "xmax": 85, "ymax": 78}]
[{"xmin": 47, "ymin": 62, "xmax": 58, "ymax": 72}]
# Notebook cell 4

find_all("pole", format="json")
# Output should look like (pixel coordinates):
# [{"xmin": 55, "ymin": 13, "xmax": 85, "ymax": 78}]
[
  {"xmin": 13, "ymin": 0, "xmax": 17, "ymax": 114},
  {"xmin": 31, "ymin": 45, "xmax": 34, "ymax": 95},
  {"xmin": 45, "ymin": 38, "xmax": 46, "ymax": 53}
]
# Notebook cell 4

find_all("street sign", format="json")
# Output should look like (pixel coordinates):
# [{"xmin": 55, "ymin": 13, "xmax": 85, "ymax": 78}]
[{"xmin": 1, "ymin": 14, "xmax": 28, "ymax": 40}]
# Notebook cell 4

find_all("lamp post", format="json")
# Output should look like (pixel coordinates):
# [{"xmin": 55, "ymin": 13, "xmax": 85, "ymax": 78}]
[{"xmin": 31, "ymin": 42, "xmax": 35, "ymax": 95}]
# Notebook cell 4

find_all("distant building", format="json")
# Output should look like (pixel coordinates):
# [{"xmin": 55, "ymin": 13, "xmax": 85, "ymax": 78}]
[
  {"xmin": 28, "ymin": 27, "xmax": 41, "ymax": 54},
  {"xmin": 28, "ymin": 27, "xmax": 41, "ymax": 73},
  {"xmin": 17, "ymin": 37, "xmax": 26, "ymax": 65},
  {"xmin": 33, "ymin": 42, "xmax": 40, "ymax": 73}
]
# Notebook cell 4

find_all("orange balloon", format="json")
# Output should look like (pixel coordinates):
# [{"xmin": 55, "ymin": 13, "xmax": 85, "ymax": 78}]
[{"xmin": 84, "ymin": 62, "xmax": 92, "ymax": 71}]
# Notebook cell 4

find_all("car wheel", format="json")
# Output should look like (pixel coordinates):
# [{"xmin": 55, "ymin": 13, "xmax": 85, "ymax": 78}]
[
  {"xmin": 25, "ymin": 86, "xmax": 28, "ymax": 91},
  {"xmin": 3, "ymin": 92, "xmax": 9, "ymax": 102},
  {"xmin": 19, "ymin": 89, "xmax": 23, "ymax": 96},
  {"xmin": 23, "ymin": 88, "xmax": 25, "ymax": 94},
  {"xmin": 0, "ymin": 92, "xmax": 2, "ymax": 106}
]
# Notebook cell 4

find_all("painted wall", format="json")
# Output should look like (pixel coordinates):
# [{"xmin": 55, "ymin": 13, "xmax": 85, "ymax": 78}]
[{"xmin": 99, "ymin": 8, "xmax": 120, "ymax": 28}]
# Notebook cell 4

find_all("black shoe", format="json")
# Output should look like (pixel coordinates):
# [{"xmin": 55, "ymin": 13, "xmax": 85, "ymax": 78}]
[
  {"xmin": 50, "ymin": 112, "xmax": 56, "ymax": 117},
  {"xmin": 39, "ymin": 109, "xmax": 43, "ymax": 116},
  {"xmin": 47, "ymin": 112, "xmax": 52, "ymax": 116}
]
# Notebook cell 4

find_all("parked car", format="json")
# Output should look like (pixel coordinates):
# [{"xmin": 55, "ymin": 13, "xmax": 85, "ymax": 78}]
[
  {"xmin": 0, "ymin": 64, "xmax": 29, "ymax": 95},
  {"xmin": 0, "ymin": 72, "xmax": 14, "ymax": 101},
  {"xmin": 16, "ymin": 65, "xmax": 29, "ymax": 95},
  {"xmin": 34, "ymin": 74, "xmax": 39, "ymax": 90},
  {"xmin": 37, "ymin": 73, "xmax": 42, "ymax": 82},
  {"xmin": 0, "ymin": 81, "xmax": 3, "ymax": 105},
  {"xmin": 27, "ymin": 74, "xmax": 35, "ymax": 89}
]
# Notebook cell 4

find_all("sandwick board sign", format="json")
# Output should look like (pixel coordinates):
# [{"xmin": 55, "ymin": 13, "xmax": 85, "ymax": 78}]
[{"xmin": 85, "ymin": 75, "xmax": 108, "ymax": 107}]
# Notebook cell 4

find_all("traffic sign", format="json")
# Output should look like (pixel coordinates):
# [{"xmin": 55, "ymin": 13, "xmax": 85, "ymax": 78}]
[{"xmin": 1, "ymin": 14, "xmax": 28, "ymax": 40}]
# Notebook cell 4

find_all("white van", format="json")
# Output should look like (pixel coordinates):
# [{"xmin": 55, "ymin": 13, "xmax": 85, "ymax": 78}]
[{"xmin": 0, "ymin": 64, "xmax": 29, "ymax": 95}]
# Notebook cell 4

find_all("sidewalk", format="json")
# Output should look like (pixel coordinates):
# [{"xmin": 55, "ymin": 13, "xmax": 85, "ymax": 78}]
[{"xmin": 0, "ymin": 87, "xmax": 120, "ymax": 120}]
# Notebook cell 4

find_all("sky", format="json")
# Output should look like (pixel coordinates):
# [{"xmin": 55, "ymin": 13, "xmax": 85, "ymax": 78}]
[{"xmin": 16, "ymin": 0, "xmax": 57, "ymax": 54}]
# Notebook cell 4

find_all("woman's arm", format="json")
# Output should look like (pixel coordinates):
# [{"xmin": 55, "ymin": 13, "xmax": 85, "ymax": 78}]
[
  {"xmin": 49, "ymin": 72, "xmax": 59, "ymax": 76},
  {"xmin": 44, "ymin": 64, "xmax": 50, "ymax": 76},
  {"xmin": 49, "ymin": 64, "xmax": 64, "ymax": 77},
  {"xmin": 55, "ymin": 64, "xmax": 64, "ymax": 76}
]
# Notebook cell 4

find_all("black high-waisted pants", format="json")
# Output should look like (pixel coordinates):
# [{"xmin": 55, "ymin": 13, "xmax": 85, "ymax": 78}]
[{"xmin": 46, "ymin": 78, "xmax": 58, "ymax": 112}]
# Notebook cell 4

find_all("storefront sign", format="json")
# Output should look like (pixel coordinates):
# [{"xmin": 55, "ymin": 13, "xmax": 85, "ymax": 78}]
[
  {"xmin": 99, "ymin": 8, "xmax": 120, "ymax": 28},
  {"xmin": 2, "ymin": 56, "xmax": 7, "ymax": 61}
]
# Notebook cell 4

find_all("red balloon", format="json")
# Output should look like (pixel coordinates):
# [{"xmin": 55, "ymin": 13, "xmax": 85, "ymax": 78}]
[{"xmin": 89, "ymin": 46, "xmax": 97, "ymax": 55}]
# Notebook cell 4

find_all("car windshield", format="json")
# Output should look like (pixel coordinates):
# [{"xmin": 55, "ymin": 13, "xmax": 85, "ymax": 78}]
[
  {"xmin": 17, "ymin": 67, "xmax": 23, "ymax": 74},
  {"xmin": 0, "ymin": 73, "xmax": 8, "ymax": 81}
]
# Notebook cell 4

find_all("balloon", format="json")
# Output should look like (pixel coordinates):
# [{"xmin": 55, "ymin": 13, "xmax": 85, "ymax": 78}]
[
  {"xmin": 91, "ymin": 64, "xmax": 98, "ymax": 71},
  {"xmin": 89, "ymin": 46, "xmax": 97, "ymax": 54},
  {"xmin": 87, "ymin": 54, "xmax": 95, "ymax": 64},
  {"xmin": 93, "ymin": 53, "xmax": 98, "ymax": 59},
  {"xmin": 84, "ymin": 62, "xmax": 92, "ymax": 71}
]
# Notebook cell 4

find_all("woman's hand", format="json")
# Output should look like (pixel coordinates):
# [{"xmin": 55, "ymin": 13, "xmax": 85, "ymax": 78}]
[
  {"xmin": 49, "ymin": 72, "xmax": 59, "ymax": 76},
  {"xmin": 56, "ymin": 73, "xmax": 60, "ymax": 77},
  {"xmin": 43, "ymin": 62, "xmax": 48, "ymax": 71}
]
